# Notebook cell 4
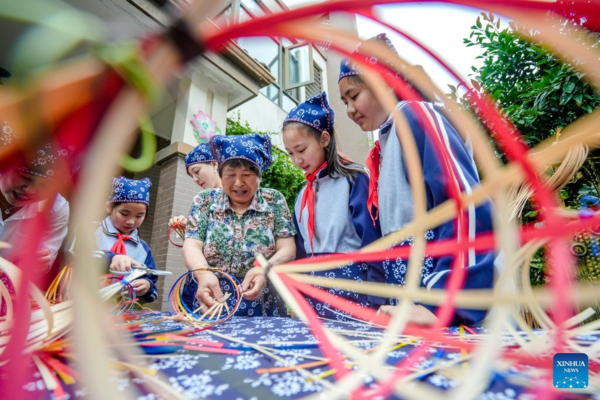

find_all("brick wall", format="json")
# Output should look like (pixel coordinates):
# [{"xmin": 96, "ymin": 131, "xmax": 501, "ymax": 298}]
[
  {"xmin": 127, "ymin": 136, "xmax": 170, "ymax": 246},
  {"xmin": 133, "ymin": 164, "xmax": 161, "ymax": 245},
  {"xmin": 150, "ymin": 151, "xmax": 203, "ymax": 311}
]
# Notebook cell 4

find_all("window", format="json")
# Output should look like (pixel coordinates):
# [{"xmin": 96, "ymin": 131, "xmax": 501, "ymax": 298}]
[
  {"xmin": 214, "ymin": 1, "xmax": 315, "ymax": 111},
  {"xmin": 285, "ymin": 43, "xmax": 313, "ymax": 89},
  {"xmin": 237, "ymin": 37, "xmax": 279, "ymax": 82},
  {"xmin": 237, "ymin": 36, "xmax": 310, "ymax": 112},
  {"xmin": 305, "ymin": 63, "xmax": 323, "ymax": 99}
]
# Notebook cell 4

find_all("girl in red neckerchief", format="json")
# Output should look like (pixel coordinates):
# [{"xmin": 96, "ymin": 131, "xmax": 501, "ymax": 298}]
[
  {"xmin": 339, "ymin": 34, "xmax": 495, "ymax": 326},
  {"xmin": 95, "ymin": 176, "xmax": 158, "ymax": 303},
  {"xmin": 282, "ymin": 91, "xmax": 386, "ymax": 321}
]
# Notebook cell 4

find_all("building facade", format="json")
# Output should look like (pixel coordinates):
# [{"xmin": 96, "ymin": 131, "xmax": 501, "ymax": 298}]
[{"xmin": 2, "ymin": 0, "xmax": 372, "ymax": 310}]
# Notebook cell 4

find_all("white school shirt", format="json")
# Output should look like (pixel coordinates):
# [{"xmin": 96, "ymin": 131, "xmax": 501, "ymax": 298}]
[{"xmin": 0, "ymin": 194, "xmax": 70, "ymax": 271}]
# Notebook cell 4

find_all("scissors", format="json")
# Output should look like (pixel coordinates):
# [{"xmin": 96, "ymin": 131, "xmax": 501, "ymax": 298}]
[{"xmin": 109, "ymin": 264, "xmax": 172, "ymax": 277}]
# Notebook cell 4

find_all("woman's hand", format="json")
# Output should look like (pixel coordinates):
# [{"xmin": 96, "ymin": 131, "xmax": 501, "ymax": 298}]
[
  {"xmin": 169, "ymin": 215, "xmax": 188, "ymax": 228},
  {"xmin": 241, "ymin": 267, "xmax": 267, "ymax": 301},
  {"xmin": 110, "ymin": 255, "xmax": 141, "ymax": 272},
  {"xmin": 131, "ymin": 279, "xmax": 150, "ymax": 296},
  {"xmin": 377, "ymin": 304, "xmax": 438, "ymax": 326},
  {"xmin": 194, "ymin": 270, "xmax": 225, "ymax": 313}
]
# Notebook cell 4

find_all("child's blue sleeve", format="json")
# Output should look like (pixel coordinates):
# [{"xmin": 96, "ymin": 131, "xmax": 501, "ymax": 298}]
[
  {"xmin": 103, "ymin": 252, "xmax": 116, "ymax": 265},
  {"xmin": 403, "ymin": 102, "xmax": 495, "ymax": 325},
  {"xmin": 292, "ymin": 204, "xmax": 308, "ymax": 261},
  {"xmin": 139, "ymin": 240, "xmax": 159, "ymax": 303},
  {"xmin": 348, "ymin": 172, "xmax": 386, "ymax": 306}
]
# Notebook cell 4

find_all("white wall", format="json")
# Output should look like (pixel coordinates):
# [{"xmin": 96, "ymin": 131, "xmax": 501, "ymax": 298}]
[
  {"xmin": 228, "ymin": 94, "xmax": 288, "ymax": 148},
  {"xmin": 171, "ymin": 69, "xmax": 229, "ymax": 147}
]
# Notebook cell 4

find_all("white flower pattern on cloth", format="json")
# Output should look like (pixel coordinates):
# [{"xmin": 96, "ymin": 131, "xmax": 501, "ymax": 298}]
[
  {"xmin": 169, "ymin": 371, "xmax": 230, "ymax": 399},
  {"xmin": 243, "ymin": 372, "xmax": 322, "ymax": 397},
  {"xmin": 1, "ymin": 121, "xmax": 15, "ymax": 144},
  {"xmin": 210, "ymin": 134, "xmax": 272, "ymax": 171},
  {"xmin": 383, "ymin": 230, "xmax": 435, "ymax": 306},
  {"xmin": 110, "ymin": 177, "xmax": 152, "ymax": 204},
  {"xmin": 19, "ymin": 314, "xmax": 553, "ymax": 399},
  {"xmin": 1, "ymin": 121, "xmax": 76, "ymax": 179},
  {"xmin": 283, "ymin": 92, "xmax": 333, "ymax": 134},
  {"xmin": 185, "ymin": 142, "xmax": 216, "ymax": 168},
  {"xmin": 150, "ymin": 354, "xmax": 209, "ymax": 373}
]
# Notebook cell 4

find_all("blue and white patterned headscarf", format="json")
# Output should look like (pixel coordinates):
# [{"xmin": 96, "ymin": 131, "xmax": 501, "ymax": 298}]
[
  {"xmin": 338, "ymin": 33, "xmax": 398, "ymax": 82},
  {"xmin": 1, "ymin": 120, "xmax": 77, "ymax": 179},
  {"xmin": 185, "ymin": 142, "xmax": 216, "ymax": 169},
  {"xmin": 109, "ymin": 177, "xmax": 152, "ymax": 205},
  {"xmin": 210, "ymin": 134, "xmax": 272, "ymax": 171},
  {"xmin": 283, "ymin": 92, "xmax": 334, "ymax": 134}
]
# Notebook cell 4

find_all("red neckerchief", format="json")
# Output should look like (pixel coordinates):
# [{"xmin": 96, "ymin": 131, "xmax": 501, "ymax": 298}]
[
  {"xmin": 110, "ymin": 232, "xmax": 132, "ymax": 255},
  {"xmin": 299, "ymin": 161, "xmax": 328, "ymax": 254},
  {"xmin": 365, "ymin": 140, "xmax": 381, "ymax": 226}
]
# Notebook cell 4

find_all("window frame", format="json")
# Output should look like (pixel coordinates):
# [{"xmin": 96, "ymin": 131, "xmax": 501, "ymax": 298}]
[
  {"xmin": 305, "ymin": 62, "xmax": 323, "ymax": 99},
  {"xmin": 220, "ymin": 0, "xmax": 316, "ymax": 111},
  {"xmin": 283, "ymin": 42, "xmax": 314, "ymax": 91}
]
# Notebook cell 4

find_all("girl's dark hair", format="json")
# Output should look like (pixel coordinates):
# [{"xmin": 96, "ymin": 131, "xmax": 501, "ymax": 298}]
[
  {"xmin": 282, "ymin": 122, "xmax": 365, "ymax": 183},
  {"xmin": 219, "ymin": 158, "xmax": 262, "ymax": 179}
]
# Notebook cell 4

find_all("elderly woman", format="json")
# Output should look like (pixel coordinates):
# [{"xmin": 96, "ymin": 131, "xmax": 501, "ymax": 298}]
[{"xmin": 182, "ymin": 134, "xmax": 296, "ymax": 317}]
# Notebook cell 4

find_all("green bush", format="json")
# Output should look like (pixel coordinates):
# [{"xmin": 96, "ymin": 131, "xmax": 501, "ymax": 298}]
[
  {"xmin": 453, "ymin": 13, "xmax": 600, "ymax": 150},
  {"xmin": 226, "ymin": 114, "xmax": 306, "ymax": 209},
  {"xmin": 450, "ymin": 13, "xmax": 600, "ymax": 287},
  {"xmin": 450, "ymin": 12, "xmax": 600, "ymax": 214}
]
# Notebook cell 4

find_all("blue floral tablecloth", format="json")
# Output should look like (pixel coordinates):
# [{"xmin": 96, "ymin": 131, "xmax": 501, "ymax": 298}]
[{"xmin": 22, "ymin": 313, "xmax": 599, "ymax": 399}]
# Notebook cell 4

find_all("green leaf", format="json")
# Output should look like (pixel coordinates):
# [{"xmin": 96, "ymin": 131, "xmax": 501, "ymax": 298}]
[
  {"xmin": 563, "ymin": 82, "xmax": 575, "ymax": 93},
  {"xmin": 525, "ymin": 210, "xmax": 538, "ymax": 218},
  {"xmin": 476, "ymin": 16, "xmax": 482, "ymax": 29},
  {"xmin": 560, "ymin": 189, "xmax": 569, "ymax": 199}
]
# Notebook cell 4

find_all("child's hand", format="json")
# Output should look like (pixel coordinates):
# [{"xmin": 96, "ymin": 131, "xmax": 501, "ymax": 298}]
[
  {"xmin": 110, "ymin": 255, "xmax": 141, "ymax": 272},
  {"xmin": 169, "ymin": 216, "xmax": 188, "ymax": 228},
  {"xmin": 131, "ymin": 279, "xmax": 151, "ymax": 296},
  {"xmin": 377, "ymin": 305, "xmax": 395, "ymax": 317},
  {"xmin": 378, "ymin": 304, "xmax": 438, "ymax": 326}
]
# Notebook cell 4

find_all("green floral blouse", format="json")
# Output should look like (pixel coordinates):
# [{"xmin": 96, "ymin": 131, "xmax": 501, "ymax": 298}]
[{"xmin": 185, "ymin": 188, "xmax": 296, "ymax": 276}]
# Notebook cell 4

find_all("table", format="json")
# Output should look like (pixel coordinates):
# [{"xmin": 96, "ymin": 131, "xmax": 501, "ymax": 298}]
[{"xmin": 22, "ymin": 313, "xmax": 598, "ymax": 399}]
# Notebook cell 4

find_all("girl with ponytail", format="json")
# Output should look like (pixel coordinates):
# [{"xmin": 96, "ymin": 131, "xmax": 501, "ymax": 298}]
[{"xmin": 282, "ymin": 92, "xmax": 385, "ymax": 320}]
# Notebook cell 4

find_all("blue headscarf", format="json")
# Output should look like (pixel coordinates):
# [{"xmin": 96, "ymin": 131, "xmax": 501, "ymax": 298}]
[
  {"xmin": 185, "ymin": 142, "xmax": 216, "ymax": 170},
  {"xmin": 283, "ymin": 92, "xmax": 334, "ymax": 134},
  {"xmin": 210, "ymin": 134, "xmax": 272, "ymax": 171},
  {"xmin": 338, "ymin": 33, "xmax": 398, "ymax": 82},
  {"xmin": 109, "ymin": 177, "xmax": 152, "ymax": 206},
  {"xmin": 1, "ymin": 120, "xmax": 77, "ymax": 179}
]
